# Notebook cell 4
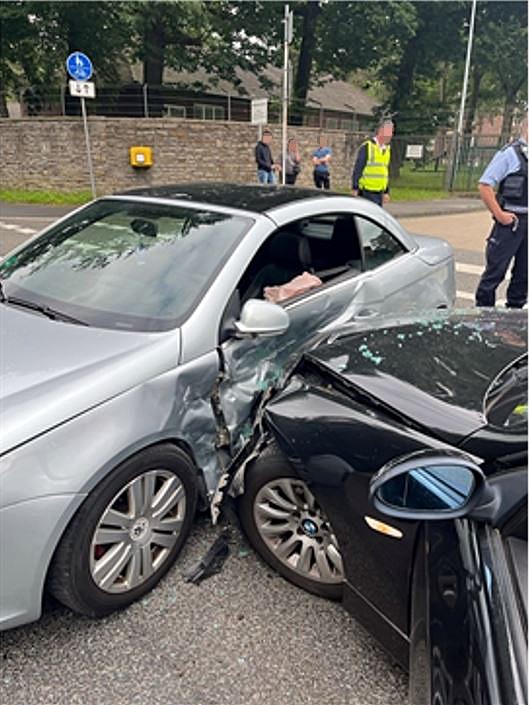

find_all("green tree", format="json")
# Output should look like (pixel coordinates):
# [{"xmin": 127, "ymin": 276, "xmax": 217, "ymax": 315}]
[
  {"xmin": 473, "ymin": 1, "xmax": 527, "ymax": 142},
  {"xmin": 0, "ymin": 1, "xmax": 130, "ymax": 112},
  {"xmin": 379, "ymin": 1, "xmax": 468, "ymax": 133},
  {"xmin": 0, "ymin": 2, "xmax": 42, "ymax": 114}
]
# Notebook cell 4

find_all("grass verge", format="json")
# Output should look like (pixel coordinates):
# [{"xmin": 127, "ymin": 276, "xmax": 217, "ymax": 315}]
[{"xmin": 0, "ymin": 189, "xmax": 92, "ymax": 205}]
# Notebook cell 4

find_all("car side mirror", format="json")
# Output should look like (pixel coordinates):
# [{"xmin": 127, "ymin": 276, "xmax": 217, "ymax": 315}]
[
  {"xmin": 234, "ymin": 298, "xmax": 290, "ymax": 337},
  {"xmin": 369, "ymin": 453, "xmax": 487, "ymax": 521}
]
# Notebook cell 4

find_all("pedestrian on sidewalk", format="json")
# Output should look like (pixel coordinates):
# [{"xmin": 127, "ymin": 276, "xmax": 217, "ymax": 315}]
[
  {"xmin": 352, "ymin": 119, "xmax": 394, "ymax": 207},
  {"xmin": 280, "ymin": 138, "xmax": 302, "ymax": 185},
  {"xmin": 255, "ymin": 130, "xmax": 279, "ymax": 185},
  {"xmin": 312, "ymin": 136, "xmax": 332, "ymax": 189},
  {"xmin": 475, "ymin": 127, "xmax": 528, "ymax": 309}
]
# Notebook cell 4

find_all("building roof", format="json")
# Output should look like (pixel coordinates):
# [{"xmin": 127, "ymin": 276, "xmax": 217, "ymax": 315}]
[{"xmin": 129, "ymin": 64, "xmax": 378, "ymax": 116}]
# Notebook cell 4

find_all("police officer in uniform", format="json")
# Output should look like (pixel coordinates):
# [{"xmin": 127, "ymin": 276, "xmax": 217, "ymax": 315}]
[
  {"xmin": 351, "ymin": 120, "xmax": 394, "ymax": 207},
  {"xmin": 476, "ymin": 129, "xmax": 528, "ymax": 308}
]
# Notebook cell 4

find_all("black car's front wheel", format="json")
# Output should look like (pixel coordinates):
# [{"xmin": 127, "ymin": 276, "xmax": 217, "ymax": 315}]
[
  {"xmin": 238, "ymin": 447, "xmax": 344, "ymax": 599},
  {"xmin": 47, "ymin": 444, "xmax": 198, "ymax": 618}
]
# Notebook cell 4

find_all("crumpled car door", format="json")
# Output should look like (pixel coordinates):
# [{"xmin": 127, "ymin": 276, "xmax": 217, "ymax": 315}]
[{"xmin": 216, "ymin": 274, "xmax": 381, "ymax": 458}]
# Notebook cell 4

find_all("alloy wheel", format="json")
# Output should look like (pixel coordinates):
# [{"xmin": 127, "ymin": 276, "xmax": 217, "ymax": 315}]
[
  {"xmin": 254, "ymin": 477, "xmax": 344, "ymax": 583},
  {"xmin": 89, "ymin": 469, "xmax": 186, "ymax": 593}
]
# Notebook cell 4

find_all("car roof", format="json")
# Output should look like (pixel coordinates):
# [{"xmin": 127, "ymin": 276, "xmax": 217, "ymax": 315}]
[{"xmin": 118, "ymin": 183, "xmax": 336, "ymax": 214}]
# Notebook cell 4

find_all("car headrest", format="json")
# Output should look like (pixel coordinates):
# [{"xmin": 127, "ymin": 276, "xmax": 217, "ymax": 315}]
[
  {"xmin": 331, "ymin": 217, "xmax": 361, "ymax": 261},
  {"xmin": 268, "ymin": 231, "xmax": 312, "ymax": 270}
]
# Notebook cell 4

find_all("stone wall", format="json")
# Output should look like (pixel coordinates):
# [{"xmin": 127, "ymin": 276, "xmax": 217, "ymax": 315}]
[{"xmin": 0, "ymin": 117, "xmax": 366, "ymax": 195}]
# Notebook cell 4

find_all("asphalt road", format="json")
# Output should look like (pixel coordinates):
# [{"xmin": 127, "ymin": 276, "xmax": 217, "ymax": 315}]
[
  {"xmin": 0, "ymin": 201, "xmax": 509, "ymax": 705},
  {"xmin": 1, "ymin": 517, "xmax": 407, "ymax": 705}
]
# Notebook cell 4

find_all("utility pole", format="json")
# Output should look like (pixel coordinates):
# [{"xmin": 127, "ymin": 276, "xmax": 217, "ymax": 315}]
[
  {"xmin": 448, "ymin": 0, "xmax": 478, "ymax": 190},
  {"xmin": 281, "ymin": 4, "xmax": 293, "ymax": 185}
]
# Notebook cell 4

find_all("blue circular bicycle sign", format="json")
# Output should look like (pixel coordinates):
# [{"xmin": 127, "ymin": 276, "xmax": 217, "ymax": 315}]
[{"xmin": 66, "ymin": 52, "xmax": 93, "ymax": 81}]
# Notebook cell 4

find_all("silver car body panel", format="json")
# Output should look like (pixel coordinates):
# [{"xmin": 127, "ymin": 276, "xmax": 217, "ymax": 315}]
[{"xmin": 0, "ymin": 192, "xmax": 455, "ymax": 628}]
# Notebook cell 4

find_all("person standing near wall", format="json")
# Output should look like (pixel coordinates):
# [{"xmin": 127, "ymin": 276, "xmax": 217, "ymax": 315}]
[
  {"xmin": 475, "ymin": 126, "xmax": 528, "ymax": 308},
  {"xmin": 280, "ymin": 138, "xmax": 302, "ymax": 185},
  {"xmin": 255, "ymin": 130, "xmax": 279, "ymax": 185},
  {"xmin": 312, "ymin": 135, "xmax": 332, "ymax": 189},
  {"xmin": 351, "ymin": 120, "xmax": 394, "ymax": 207}
]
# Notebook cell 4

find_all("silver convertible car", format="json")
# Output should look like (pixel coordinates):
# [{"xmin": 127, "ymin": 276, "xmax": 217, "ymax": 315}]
[{"xmin": 0, "ymin": 184, "xmax": 455, "ymax": 628}]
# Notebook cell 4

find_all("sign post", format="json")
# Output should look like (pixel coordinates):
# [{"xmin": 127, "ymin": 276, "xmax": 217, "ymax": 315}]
[
  {"xmin": 251, "ymin": 98, "xmax": 268, "ymax": 142},
  {"xmin": 66, "ymin": 52, "xmax": 96, "ymax": 198}
]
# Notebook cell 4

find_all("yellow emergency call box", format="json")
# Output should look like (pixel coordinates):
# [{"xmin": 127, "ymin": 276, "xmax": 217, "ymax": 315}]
[{"xmin": 129, "ymin": 146, "xmax": 153, "ymax": 168}]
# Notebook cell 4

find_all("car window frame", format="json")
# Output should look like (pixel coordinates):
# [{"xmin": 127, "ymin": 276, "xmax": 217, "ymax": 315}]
[
  {"xmin": 483, "ymin": 353, "xmax": 528, "ymax": 432},
  {"xmin": 222, "ymin": 211, "xmax": 366, "ymax": 319},
  {"xmin": 354, "ymin": 213, "xmax": 409, "ymax": 272}
]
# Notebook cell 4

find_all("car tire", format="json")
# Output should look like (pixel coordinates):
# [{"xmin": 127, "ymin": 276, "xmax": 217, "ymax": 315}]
[
  {"xmin": 47, "ymin": 444, "xmax": 198, "ymax": 618},
  {"xmin": 238, "ymin": 445, "xmax": 344, "ymax": 600}
]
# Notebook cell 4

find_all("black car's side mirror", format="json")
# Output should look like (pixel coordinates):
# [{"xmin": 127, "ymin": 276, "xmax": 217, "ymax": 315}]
[{"xmin": 369, "ymin": 452, "xmax": 488, "ymax": 521}]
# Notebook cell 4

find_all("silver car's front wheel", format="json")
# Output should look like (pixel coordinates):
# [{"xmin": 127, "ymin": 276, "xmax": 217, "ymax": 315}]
[
  {"xmin": 90, "ymin": 470, "xmax": 187, "ymax": 593},
  {"xmin": 238, "ymin": 447, "xmax": 344, "ymax": 599},
  {"xmin": 48, "ymin": 445, "xmax": 197, "ymax": 618}
]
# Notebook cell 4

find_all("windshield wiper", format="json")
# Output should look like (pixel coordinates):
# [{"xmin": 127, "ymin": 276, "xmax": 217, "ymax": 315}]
[{"xmin": 5, "ymin": 295, "xmax": 89, "ymax": 326}]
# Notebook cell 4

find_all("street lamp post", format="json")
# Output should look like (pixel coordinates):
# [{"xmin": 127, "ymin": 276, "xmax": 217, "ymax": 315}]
[
  {"xmin": 281, "ymin": 4, "xmax": 293, "ymax": 185},
  {"xmin": 449, "ymin": 0, "xmax": 478, "ymax": 190}
]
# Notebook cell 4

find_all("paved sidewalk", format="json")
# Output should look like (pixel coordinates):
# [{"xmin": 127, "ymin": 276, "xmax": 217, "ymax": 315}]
[
  {"xmin": 388, "ymin": 197, "xmax": 482, "ymax": 218},
  {"xmin": 0, "ymin": 202, "xmax": 75, "ymax": 218}
]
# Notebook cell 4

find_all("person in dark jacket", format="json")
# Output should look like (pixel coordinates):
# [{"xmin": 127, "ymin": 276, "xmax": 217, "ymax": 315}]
[
  {"xmin": 475, "ymin": 125, "xmax": 528, "ymax": 308},
  {"xmin": 255, "ymin": 130, "xmax": 278, "ymax": 184}
]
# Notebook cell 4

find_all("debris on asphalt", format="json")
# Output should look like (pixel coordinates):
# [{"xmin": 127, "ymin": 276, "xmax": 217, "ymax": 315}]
[{"xmin": 183, "ymin": 532, "xmax": 230, "ymax": 584}]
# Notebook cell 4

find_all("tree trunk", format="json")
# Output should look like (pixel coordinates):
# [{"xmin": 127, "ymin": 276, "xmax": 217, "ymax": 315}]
[
  {"xmin": 500, "ymin": 95, "xmax": 516, "ymax": 144},
  {"xmin": 291, "ymin": 1, "xmax": 322, "ymax": 125},
  {"xmin": 388, "ymin": 36, "xmax": 419, "ymax": 179},
  {"xmin": 0, "ymin": 92, "xmax": 8, "ymax": 117},
  {"xmin": 143, "ymin": 22, "xmax": 166, "ymax": 87},
  {"xmin": 141, "ymin": 6, "xmax": 166, "ymax": 118},
  {"xmin": 390, "ymin": 35, "xmax": 418, "ymax": 119},
  {"xmin": 464, "ymin": 67, "xmax": 482, "ymax": 135}
]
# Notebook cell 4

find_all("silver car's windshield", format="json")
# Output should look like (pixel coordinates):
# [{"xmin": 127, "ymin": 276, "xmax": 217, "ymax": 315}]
[{"xmin": 0, "ymin": 199, "xmax": 252, "ymax": 331}]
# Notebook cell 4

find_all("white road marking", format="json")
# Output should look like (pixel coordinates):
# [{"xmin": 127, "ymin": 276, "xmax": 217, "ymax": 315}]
[
  {"xmin": 456, "ymin": 290, "xmax": 474, "ymax": 301},
  {"xmin": 0, "ymin": 222, "xmax": 38, "ymax": 235},
  {"xmin": 456, "ymin": 262, "xmax": 483, "ymax": 275},
  {"xmin": 0, "ymin": 215, "xmax": 54, "ymax": 221},
  {"xmin": 456, "ymin": 290, "xmax": 506, "ymax": 306}
]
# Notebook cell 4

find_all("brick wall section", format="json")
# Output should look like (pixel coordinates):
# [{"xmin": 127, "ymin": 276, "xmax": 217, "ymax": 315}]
[{"xmin": 0, "ymin": 117, "xmax": 367, "ymax": 194}]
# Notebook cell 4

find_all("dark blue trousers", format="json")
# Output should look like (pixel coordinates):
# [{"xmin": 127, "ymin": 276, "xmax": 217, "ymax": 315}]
[
  {"xmin": 475, "ymin": 214, "xmax": 528, "ymax": 308},
  {"xmin": 359, "ymin": 190, "xmax": 384, "ymax": 207}
]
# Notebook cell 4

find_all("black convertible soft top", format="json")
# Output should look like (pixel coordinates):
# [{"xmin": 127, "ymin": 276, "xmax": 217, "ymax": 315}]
[{"xmin": 119, "ymin": 182, "xmax": 338, "ymax": 213}]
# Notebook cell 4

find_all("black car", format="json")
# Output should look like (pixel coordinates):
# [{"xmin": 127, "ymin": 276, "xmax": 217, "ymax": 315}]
[{"xmin": 231, "ymin": 309, "xmax": 527, "ymax": 705}]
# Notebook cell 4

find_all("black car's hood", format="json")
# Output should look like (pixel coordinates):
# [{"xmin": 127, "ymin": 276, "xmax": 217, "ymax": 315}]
[{"xmin": 306, "ymin": 309, "xmax": 527, "ymax": 446}]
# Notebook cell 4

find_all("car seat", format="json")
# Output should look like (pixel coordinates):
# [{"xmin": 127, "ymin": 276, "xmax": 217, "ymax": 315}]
[
  {"xmin": 243, "ymin": 230, "xmax": 312, "ymax": 302},
  {"xmin": 315, "ymin": 217, "xmax": 363, "ymax": 279}
]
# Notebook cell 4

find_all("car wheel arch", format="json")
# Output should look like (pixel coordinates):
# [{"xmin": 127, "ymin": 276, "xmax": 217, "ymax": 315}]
[{"xmin": 40, "ymin": 437, "xmax": 206, "ymax": 600}]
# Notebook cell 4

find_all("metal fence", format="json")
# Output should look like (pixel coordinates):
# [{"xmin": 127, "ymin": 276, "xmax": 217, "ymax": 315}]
[
  {"xmin": 390, "ymin": 132, "xmax": 505, "ymax": 192},
  {"xmin": 12, "ymin": 82, "xmax": 377, "ymax": 131}
]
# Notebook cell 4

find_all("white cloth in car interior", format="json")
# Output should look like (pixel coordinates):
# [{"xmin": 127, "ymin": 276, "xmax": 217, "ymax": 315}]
[{"xmin": 264, "ymin": 271, "xmax": 323, "ymax": 303}]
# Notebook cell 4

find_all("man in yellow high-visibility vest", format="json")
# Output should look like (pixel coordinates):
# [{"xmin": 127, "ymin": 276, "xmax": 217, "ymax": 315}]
[{"xmin": 352, "ymin": 120, "xmax": 394, "ymax": 207}]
